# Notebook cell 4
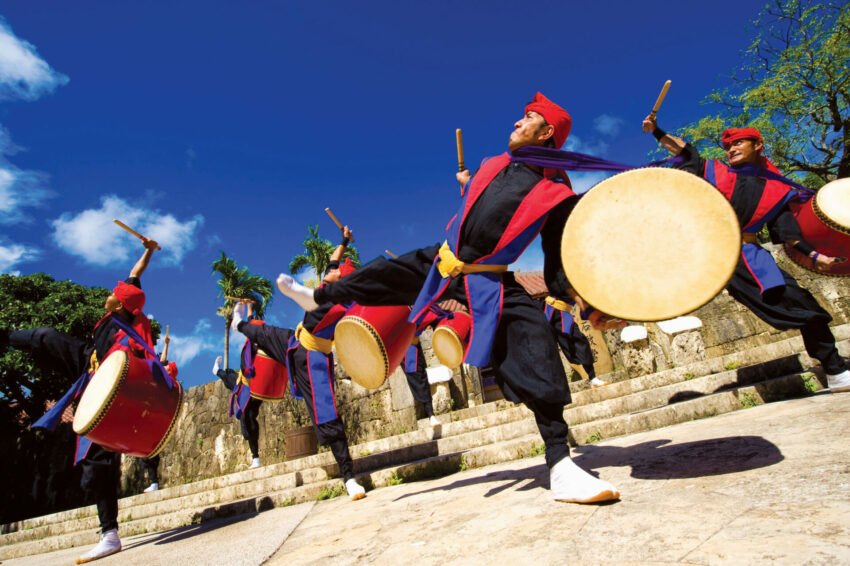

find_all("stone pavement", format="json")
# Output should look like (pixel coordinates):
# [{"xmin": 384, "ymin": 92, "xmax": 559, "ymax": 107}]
[{"xmin": 5, "ymin": 392, "xmax": 849, "ymax": 565}]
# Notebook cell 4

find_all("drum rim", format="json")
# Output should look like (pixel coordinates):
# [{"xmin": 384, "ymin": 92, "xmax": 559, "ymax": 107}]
[
  {"xmin": 145, "ymin": 381, "xmax": 184, "ymax": 458},
  {"xmin": 432, "ymin": 325, "xmax": 465, "ymax": 369},
  {"xmin": 561, "ymin": 167, "xmax": 742, "ymax": 321},
  {"xmin": 250, "ymin": 391, "xmax": 284, "ymax": 401},
  {"xmin": 813, "ymin": 191, "xmax": 850, "ymax": 237},
  {"xmin": 335, "ymin": 315, "xmax": 389, "ymax": 388},
  {"xmin": 73, "ymin": 350, "xmax": 129, "ymax": 436},
  {"xmin": 781, "ymin": 243, "xmax": 850, "ymax": 278}
]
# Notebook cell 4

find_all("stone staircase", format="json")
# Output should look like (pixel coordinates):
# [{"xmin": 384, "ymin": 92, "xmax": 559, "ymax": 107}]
[{"xmin": 2, "ymin": 323, "xmax": 848, "ymax": 561}]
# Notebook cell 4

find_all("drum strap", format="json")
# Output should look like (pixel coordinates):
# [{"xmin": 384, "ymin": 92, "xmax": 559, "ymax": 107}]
[
  {"xmin": 437, "ymin": 241, "xmax": 508, "ymax": 278},
  {"xmin": 545, "ymin": 296, "xmax": 574, "ymax": 312},
  {"xmin": 742, "ymin": 233, "xmax": 758, "ymax": 244},
  {"xmin": 295, "ymin": 323, "xmax": 334, "ymax": 354}
]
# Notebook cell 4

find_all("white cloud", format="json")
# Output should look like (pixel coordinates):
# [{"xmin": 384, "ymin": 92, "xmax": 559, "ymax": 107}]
[
  {"xmin": 167, "ymin": 319, "xmax": 220, "ymax": 367},
  {"xmin": 564, "ymin": 134, "xmax": 608, "ymax": 157},
  {"xmin": 51, "ymin": 195, "xmax": 204, "ymax": 266},
  {"xmin": 593, "ymin": 114, "xmax": 623, "ymax": 137},
  {"xmin": 0, "ymin": 126, "xmax": 54, "ymax": 224},
  {"xmin": 569, "ymin": 171, "xmax": 614, "ymax": 195},
  {"xmin": 0, "ymin": 17, "xmax": 69, "ymax": 101},
  {"xmin": 0, "ymin": 241, "xmax": 38, "ymax": 273}
]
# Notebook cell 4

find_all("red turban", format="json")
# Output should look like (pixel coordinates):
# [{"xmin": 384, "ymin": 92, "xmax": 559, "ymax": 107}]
[
  {"xmin": 113, "ymin": 281, "xmax": 145, "ymax": 315},
  {"xmin": 338, "ymin": 257, "xmax": 356, "ymax": 278},
  {"xmin": 249, "ymin": 319, "xmax": 265, "ymax": 326},
  {"xmin": 525, "ymin": 92, "xmax": 572, "ymax": 149},
  {"xmin": 721, "ymin": 128, "xmax": 763, "ymax": 146},
  {"xmin": 165, "ymin": 361, "xmax": 178, "ymax": 379}
]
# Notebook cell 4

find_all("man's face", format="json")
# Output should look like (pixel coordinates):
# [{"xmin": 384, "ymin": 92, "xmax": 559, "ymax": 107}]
[
  {"xmin": 104, "ymin": 293, "xmax": 123, "ymax": 312},
  {"xmin": 509, "ymin": 111, "xmax": 553, "ymax": 151},
  {"xmin": 322, "ymin": 269, "xmax": 341, "ymax": 285},
  {"xmin": 724, "ymin": 138, "xmax": 763, "ymax": 167}
]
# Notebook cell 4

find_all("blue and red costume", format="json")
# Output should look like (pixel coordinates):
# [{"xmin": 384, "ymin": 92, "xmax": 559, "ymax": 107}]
[{"xmin": 676, "ymin": 139, "xmax": 847, "ymax": 375}]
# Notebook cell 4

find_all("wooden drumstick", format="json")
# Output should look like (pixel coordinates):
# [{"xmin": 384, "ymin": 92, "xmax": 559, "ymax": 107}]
[
  {"xmin": 649, "ymin": 80, "xmax": 672, "ymax": 118},
  {"xmin": 385, "ymin": 249, "xmax": 398, "ymax": 259},
  {"xmin": 113, "ymin": 219, "xmax": 161, "ymax": 250},
  {"xmin": 165, "ymin": 325, "xmax": 169, "ymax": 340},
  {"xmin": 456, "ymin": 129, "xmax": 465, "ymax": 172},
  {"xmin": 224, "ymin": 295, "xmax": 257, "ymax": 304},
  {"xmin": 324, "ymin": 207, "xmax": 354, "ymax": 242}
]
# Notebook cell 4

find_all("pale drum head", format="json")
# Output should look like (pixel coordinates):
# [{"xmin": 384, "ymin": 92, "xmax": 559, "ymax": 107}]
[
  {"xmin": 816, "ymin": 178, "xmax": 850, "ymax": 230},
  {"xmin": 73, "ymin": 350, "xmax": 127, "ymax": 435},
  {"xmin": 432, "ymin": 326, "xmax": 465, "ymax": 369},
  {"xmin": 562, "ymin": 167, "xmax": 741, "ymax": 321},
  {"xmin": 334, "ymin": 317, "xmax": 391, "ymax": 389}
]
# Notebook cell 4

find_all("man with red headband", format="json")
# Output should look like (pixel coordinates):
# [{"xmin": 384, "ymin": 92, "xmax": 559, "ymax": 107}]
[
  {"xmin": 278, "ymin": 94, "xmax": 620, "ymax": 504},
  {"xmin": 0, "ymin": 238, "xmax": 161, "ymax": 563},
  {"xmin": 643, "ymin": 115, "xmax": 850, "ymax": 392},
  {"xmin": 237, "ymin": 225, "xmax": 367, "ymax": 500}
]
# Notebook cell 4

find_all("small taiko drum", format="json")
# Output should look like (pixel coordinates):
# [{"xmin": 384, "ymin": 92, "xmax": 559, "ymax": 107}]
[
  {"xmin": 250, "ymin": 349, "xmax": 288, "ymax": 401},
  {"xmin": 334, "ymin": 305, "xmax": 415, "ymax": 389},
  {"xmin": 562, "ymin": 167, "xmax": 741, "ymax": 321},
  {"xmin": 431, "ymin": 312, "xmax": 472, "ymax": 369},
  {"xmin": 73, "ymin": 350, "xmax": 183, "ymax": 458},
  {"xmin": 785, "ymin": 178, "xmax": 850, "ymax": 276}
]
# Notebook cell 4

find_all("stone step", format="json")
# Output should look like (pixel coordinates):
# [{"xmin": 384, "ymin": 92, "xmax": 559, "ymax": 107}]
[{"xmin": 0, "ymin": 363, "xmax": 833, "ymax": 561}]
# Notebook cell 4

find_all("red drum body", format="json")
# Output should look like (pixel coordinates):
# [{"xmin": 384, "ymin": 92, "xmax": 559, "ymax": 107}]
[
  {"xmin": 785, "ymin": 178, "xmax": 850, "ymax": 276},
  {"xmin": 334, "ymin": 305, "xmax": 415, "ymax": 389},
  {"xmin": 432, "ymin": 312, "xmax": 472, "ymax": 369},
  {"xmin": 250, "ymin": 349, "xmax": 288, "ymax": 401},
  {"xmin": 73, "ymin": 350, "xmax": 183, "ymax": 458}
]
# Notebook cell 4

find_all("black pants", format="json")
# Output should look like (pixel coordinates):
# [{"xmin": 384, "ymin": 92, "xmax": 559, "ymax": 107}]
[
  {"xmin": 403, "ymin": 343, "xmax": 435, "ymax": 417},
  {"xmin": 547, "ymin": 310, "xmax": 595, "ymax": 379},
  {"xmin": 9, "ymin": 328, "xmax": 120, "ymax": 533},
  {"xmin": 217, "ymin": 369, "xmax": 263, "ymax": 458},
  {"xmin": 141, "ymin": 455, "xmax": 159, "ymax": 484},
  {"xmin": 315, "ymin": 245, "xmax": 571, "ymax": 468},
  {"xmin": 289, "ymin": 345, "xmax": 355, "ymax": 481},
  {"xmin": 727, "ymin": 261, "xmax": 847, "ymax": 374}
]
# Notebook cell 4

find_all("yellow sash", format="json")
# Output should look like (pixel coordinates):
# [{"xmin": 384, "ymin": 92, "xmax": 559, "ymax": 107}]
[
  {"xmin": 88, "ymin": 351, "xmax": 100, "ymax": 374},
  {"xmin": 295, "ymin": 323, "xmax": 334, "ymax": 354},
  {"xmin": 437, "ymin": 241, "xmax": 508, "ymax": 279},
  {"xmin": 545, "ymin": 296, "xmax": 573, "ymax": 312},
  {"xmin": 237, "ymin": 370, "xmax": 250, "ymax": 386}
]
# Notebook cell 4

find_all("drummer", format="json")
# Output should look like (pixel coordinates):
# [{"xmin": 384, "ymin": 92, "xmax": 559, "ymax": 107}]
[
  {"xmin": 642, "ymin": 115, "xmax": 850, "ymax": 392},
  {"xmin": 234, "ymin": 225, "xmax": 366, "ymax": 501},
  {"xmin": 277, "ymin": 93, "xmax": 620, "ymax": 504},
  {"xmin": 213, "ymin": 302, "xmax": 264, "ymax": 470},
  {"xmin": 141, "ymin": 333, "xmax": 178, "ymax": 492},
  {"xmin": 0, "ymin": 238, "xmax": 160, "ymax": 563}
]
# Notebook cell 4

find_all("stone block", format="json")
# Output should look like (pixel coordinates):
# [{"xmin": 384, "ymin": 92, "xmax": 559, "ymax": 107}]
[
  {"xmin": 671, "ymin": 331, "xmax": 707, "ymax": 367},
  {"xmin": 388, "ymin": 365, "xmax": 414, "ymax": 411}
]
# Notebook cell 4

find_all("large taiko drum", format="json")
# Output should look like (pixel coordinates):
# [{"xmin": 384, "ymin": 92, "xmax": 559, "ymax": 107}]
[
  {"xmin": 73, "ymin": 350, "xmax": 183, "ymax": 458},
  {"xmin": 432, "ymin": 312, "xmax": 472, "ymax": 369},
  {"xmin": 785, "ymin": 178, "xmax": 850, "ymax": 276},
  {"xmin": 334, "ymin": 305, "xmax": 415, "ymax": 389},
  {"xmin": 250, "ymin": 349, "xmax": 288, "ymax": 401},
  {"xmin": 562, "ymin": 167, "xmax": 741, "ymax": 321}
]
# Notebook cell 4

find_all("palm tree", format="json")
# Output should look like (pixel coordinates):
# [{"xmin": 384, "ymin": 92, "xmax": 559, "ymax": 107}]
[
  {"xmin": 288, "ymin": 225, "xmax": 360, "ymax": 286},
  {"xmin": 211, "ymin": 252, "xmax": 274, "ymax": 368}
]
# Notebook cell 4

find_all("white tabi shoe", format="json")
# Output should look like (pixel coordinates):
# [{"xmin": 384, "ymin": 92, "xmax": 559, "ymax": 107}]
[
  {"xmin": 230, "ymin": 302, "xmax": 248, "ymax": 331},
  {"xmin": 249, "ymin": 457, "xmax": 261, "ymax": 469},
  {"xmin": 75, "ymin": 528, "xmax": 121, "ymax": 564},
  {"xmin": 212, "ymin": 356, "xmax": 222, "ymax": 376},
  {"xmin": 827, "ymin": 370, "xmax": 850, "ymax": 393},
  {"xmin": 276, "ymin": 273, "xmax": 320, "ymax": 311},
  {"xmin": 590, "ymin": 377, "xmax": 609, "ymax": 389},
  {"xmin": 550, "ymin": 457, "xmax": 619, "ymax": 504},
  {"xmin": 143, "ymin": 482, "xmax": 159, "ymax": 493},
  {"xmin": 429, "ymin": 415, "xmax": 441, "ymax": 427},
  {"xmin": 345, "ymin": 478, "xmax": 366, "ymax": 501}
]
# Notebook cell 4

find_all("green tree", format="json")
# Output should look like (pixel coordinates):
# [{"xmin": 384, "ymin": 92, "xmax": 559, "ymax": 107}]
[
  {"xmin": 211, "ymin": 252, "xmax": 273, "ymax": 368},
  {"xmin": 288, "ymin": 225, "xmax": 360, "ymax": 287},
  {"xmin": 672, "ymin": 0, "xmax": 849, "ymax": 183},
  {"xmin": 0, "ymin": 273, "xmax": 161, "ymax": 434}
]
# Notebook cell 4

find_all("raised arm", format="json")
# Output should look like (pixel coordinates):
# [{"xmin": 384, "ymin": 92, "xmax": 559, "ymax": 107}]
[
  {"xmin": 159, "ymin": 332, "xmax": 170, "ymax": 362},
  {"xmin": 129, "ymin": 238, "xmax": 160, "ymax": 279},
  {"xmin": 329, "ymin": 226, "xmax": 352, "ymax": 263},
  {"xmin": 642, "ymin": 114, "xmax": 686, "ymax": 155}
]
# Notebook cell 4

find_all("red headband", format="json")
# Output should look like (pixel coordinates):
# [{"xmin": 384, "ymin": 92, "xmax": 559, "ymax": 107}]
[
  {"xmin": 722, "ymin": 128, "xmax": 762, "ymax": 146},
  {"xmin": 338, "ymin": 257, "xmax": 356, "ymax": 278},
  {"xmin": 113, "ymin": 281, "xmax": 145, "ymax": 315},
  {"xmin": 525, "ymin": 92, "xmax": 572, "ymax": 149}
]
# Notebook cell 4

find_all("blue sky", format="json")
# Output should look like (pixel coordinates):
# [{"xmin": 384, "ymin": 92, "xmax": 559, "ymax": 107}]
[{"xmin": 0, "ymin": 1, "xmax": 763, "ymax": 388}]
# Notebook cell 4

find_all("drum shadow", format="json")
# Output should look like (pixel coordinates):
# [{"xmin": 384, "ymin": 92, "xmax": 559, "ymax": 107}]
[
  {"xmin": 572, "ymin": 435, "xmax": 783, "ymax": 480},
  {"xmin": 392, "ymin": 461, "xmax": 550, "ymax": 502},
  {"xmin": 120, "ymin": 496, "xmax": 275, "ymax": 550}
]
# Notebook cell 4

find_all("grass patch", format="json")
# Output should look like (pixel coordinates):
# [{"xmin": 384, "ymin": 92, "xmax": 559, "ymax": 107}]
[
  {"xmin": 585, "ymin": 430, "xmax": 602, "ymax": 444},
  {"xmin": 683, "ymin": 372, "xmax": 695, "ymax": 381},
  {"xmin": 528, "ymin": 442, "xmax": 546, "ymax": 458},
  {"xmin": 739, "ymin": 391, "xmax": 760, "ymax": 408},
  {"xmin": 316, "ymin": 483, "xmax": 346, "ymax": 501},
  {"xmin": 801, "ymin": 372, "xmax": 819, "ymax": 394},
  {"xmin": 278, "ymin": 497, "xmax": 296, "ymax": 507},
  {"xmin": 387, "ymin": 471, "xmax": 404, "ymax": 486},
  {"xmin": 724, "ymin": 360, "xmax": 741, "ymax": 371},
  {"xmin": 458, "ymin": 457, "xmax": 468, "ymax": 472}
]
